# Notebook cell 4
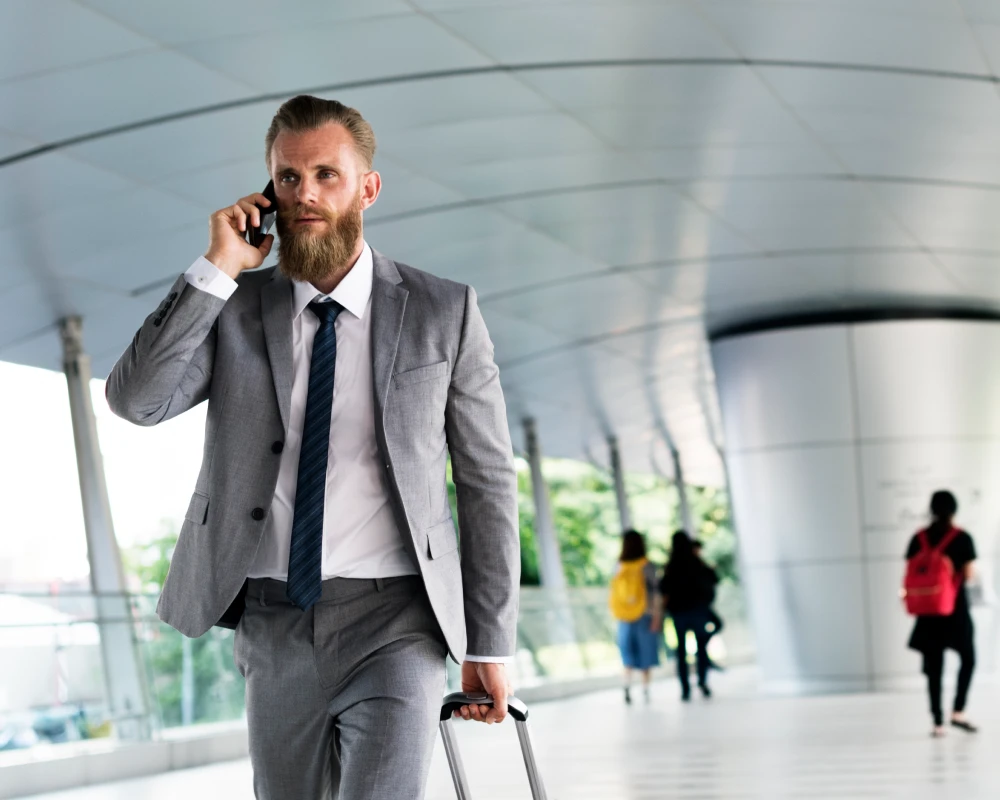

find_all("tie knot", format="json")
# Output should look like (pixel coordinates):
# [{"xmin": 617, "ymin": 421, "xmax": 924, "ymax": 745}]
[{"xmin": 308, "ymin": 300, "xmax": 344, "ymax": 325}]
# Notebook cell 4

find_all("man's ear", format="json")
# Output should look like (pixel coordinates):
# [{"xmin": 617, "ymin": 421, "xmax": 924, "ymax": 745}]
[{"xmin": 361, "ymin": 170, "xmax": 381, "ymax": 210}]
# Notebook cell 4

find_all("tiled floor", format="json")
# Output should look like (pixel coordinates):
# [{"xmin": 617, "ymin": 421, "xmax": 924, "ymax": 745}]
[{"xmin": 16, "ymin": 669, "xmax": 1000, "ymax": 799}]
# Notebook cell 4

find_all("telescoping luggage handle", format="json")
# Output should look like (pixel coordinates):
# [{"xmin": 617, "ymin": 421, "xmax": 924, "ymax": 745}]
[{"xmin": 439, "ymin": 692, "xmax": 548, "ymax": 800}]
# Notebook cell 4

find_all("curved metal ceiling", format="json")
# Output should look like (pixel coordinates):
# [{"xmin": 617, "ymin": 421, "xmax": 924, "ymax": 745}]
[{"xmin": 6, "ymin": 0, "xmax": 1000, "ymax": 485}]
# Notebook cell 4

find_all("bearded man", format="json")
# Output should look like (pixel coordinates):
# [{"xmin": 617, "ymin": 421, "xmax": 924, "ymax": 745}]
[{"xmin": 106, "ymin": 95, "xmax": 520, "ymax": 800}]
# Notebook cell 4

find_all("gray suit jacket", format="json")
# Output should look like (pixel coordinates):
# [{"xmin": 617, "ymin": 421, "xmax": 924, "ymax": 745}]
[{"xmin": 106, "ymin": 249, "xmax": 520, "ymax": 662}]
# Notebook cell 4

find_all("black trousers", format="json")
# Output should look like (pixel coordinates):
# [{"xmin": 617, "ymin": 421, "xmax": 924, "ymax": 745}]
[
  {"xmin": 923, "ymin": 645, "xmax": 975, "ymax": 726},
  {"xmin": 672, "ymin": 609, "xmax": 711, "ymax": 694}
]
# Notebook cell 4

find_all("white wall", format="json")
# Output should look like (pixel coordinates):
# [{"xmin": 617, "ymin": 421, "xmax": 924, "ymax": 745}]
[{"xmin": 713, "ymin": 319, "xmax": 1000, "ymax": 693}]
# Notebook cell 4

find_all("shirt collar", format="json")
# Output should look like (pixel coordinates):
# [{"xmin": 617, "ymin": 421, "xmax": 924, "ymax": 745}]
[{"xmin": 291, "ymin": 241, "xmax": 373, "ymax": 321}]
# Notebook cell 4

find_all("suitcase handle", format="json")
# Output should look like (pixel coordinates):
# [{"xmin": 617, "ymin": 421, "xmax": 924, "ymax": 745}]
[{"xmin": 440, "ymin": 691, "xmax": 529, "ymax": 722}]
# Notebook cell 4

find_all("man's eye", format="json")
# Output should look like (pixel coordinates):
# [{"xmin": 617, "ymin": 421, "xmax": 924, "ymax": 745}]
[
  {"xmin": 321, "ymin": 172, "xmax": 336, "ymax": 179},
  {"xmin": 280, "ymin": 175, "xmax": 296, "ymax": 183}
]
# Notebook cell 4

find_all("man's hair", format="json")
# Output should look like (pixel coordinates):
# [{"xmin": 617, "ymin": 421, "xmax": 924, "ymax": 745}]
[{"xmin": 265, "ymin": 95, "xmax": 376, "ymax": 171}]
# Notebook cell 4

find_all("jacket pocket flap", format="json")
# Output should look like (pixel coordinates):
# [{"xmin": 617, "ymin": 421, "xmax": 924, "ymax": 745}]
[
  {"xmin": 425, "ymin": 519, "xmax": 458, "ymax": 559},
  {"xmin": 185, "ymin": 492, "xmax": 210, "ymax": 525},
  {"xmin": 393, "ymin": 360, "xmax": 449, "ymax": 388}
]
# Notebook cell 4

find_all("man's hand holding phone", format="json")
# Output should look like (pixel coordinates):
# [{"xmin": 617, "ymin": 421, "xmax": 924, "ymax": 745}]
[{"xmin": 204, "ymin": 190, "xmax": 275, "ymax": 280}]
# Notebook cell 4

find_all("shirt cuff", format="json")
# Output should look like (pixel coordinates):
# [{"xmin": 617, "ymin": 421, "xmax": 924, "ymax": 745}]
[
  {"xmin": 464, "ymin": 654, "xmax": 515, "ymax": 664},
  {"xmin": 184, "ymin": 257, "xmax": 238, "ymax": 300}
]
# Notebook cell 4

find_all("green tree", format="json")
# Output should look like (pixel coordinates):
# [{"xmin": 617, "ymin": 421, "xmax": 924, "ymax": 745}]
[{"xmin": 124, "ymin": 524, "xmax": 244, "ymax": 729}]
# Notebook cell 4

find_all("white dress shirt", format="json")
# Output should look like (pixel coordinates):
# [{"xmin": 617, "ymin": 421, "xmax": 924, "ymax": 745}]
[
  {"xmin": 186, "ymin": 244, "xmax": 415, "ymax": 581},
  {"xmin": 184, "ymin": 244, "xmax": 508, "ymax": 663}
]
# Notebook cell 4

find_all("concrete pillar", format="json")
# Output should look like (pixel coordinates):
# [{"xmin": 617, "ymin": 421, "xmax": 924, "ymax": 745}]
[
  {"xmin": 670, "ymin": 447, "xmax": 695, "ymax": 536},
  {"xmin": 712, "ymin": 316, "xmax": 1000, "ymax": 693},
  {"xmin": 608, "ymin": 436, "xmax": 632, "ymax": 532},
  {"xmin": 523, "ymin": 418, "xmax": 566, "ymax": 590},
  {"xmin": 60, "ymin": 316, "xmax": 150, "ymax": 738}
]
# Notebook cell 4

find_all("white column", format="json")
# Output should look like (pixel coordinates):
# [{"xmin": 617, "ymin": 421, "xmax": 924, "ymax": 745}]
[
  {"xmin": 608, "ymin": 436, "xmax": 632, "ymax": 532},
  {"xmin": 60, "ymin": 316, "xmax": 150, "ymax": 738},
  {"xmin": 670, "ymin": 447, "xmax": 695, "ymax": 536},
  {"xmin": 654, "ymin": 421, "xmax": 694, "ymax": 535},
  {"xmin": 523, "ymin": 417, "xmax": 566, "ymax": 590},
  {"xmin": 712, "ymin": 318, "xmax": 1000, "ymax": 693}
]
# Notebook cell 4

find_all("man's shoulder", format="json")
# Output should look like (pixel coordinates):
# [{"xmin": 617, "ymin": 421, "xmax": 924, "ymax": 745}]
[{"xmin": 384, "ymin": 254, "xmax": 470, "ymax": 301}]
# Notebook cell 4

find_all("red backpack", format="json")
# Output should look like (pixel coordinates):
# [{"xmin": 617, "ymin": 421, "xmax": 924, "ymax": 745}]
[{"xmin": 902, "ymin": 527, "xmax": 961, "ymax": 616}]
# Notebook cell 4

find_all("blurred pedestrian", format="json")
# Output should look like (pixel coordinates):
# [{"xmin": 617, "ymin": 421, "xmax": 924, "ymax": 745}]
[{"xmin": 609, "ymin": 530, "xmax": 662, "ymax": 704}]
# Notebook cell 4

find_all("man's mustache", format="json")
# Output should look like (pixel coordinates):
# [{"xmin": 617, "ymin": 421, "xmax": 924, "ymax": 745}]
[{"xmin": 278, "ymin": 204, "xmax": 336, "ymax": 224}]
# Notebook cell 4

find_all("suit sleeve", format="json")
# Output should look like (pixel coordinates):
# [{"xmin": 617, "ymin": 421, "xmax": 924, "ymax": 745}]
[
  {"xmin": 445, "ymin": 285, "xmax": 520, "ymax": 659},
  {"xmin": 105, "ymin": 265, "xmax": 230, "ymax": 426}
]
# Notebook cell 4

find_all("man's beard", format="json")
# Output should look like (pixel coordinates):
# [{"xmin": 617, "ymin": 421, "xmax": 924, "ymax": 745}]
[{"xmin": 276, "ymin": 192, "xmax": 363, "ymax": 285}]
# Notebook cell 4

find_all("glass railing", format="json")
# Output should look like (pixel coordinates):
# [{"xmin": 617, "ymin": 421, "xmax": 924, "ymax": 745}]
[{"xmin": 0, "ymin": 582, "xmax": 753, "ymax": 756}]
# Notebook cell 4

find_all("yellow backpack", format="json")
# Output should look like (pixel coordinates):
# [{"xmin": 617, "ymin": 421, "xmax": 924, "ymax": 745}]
[{"xmin": 609, "ymin": 558, "xmax": 649, "ymax": 622}]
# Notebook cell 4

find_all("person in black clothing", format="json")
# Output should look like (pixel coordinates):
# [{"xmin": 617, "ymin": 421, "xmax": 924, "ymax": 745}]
[
  {"xmin": 692, "ymin": 539, "xmax": 725, "ymax": 671},
  {"xmin": 905, "ymin": 490, "xmax": 978, "ymax": 737},
  {"xmin": 660, "ymin": 531, "xmax": 718, "ymax": 700}
]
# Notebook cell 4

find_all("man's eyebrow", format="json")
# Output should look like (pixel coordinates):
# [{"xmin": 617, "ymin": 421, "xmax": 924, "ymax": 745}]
[{"xmin": 274, "ymin": 164, "xmax": 341, "ymax": 173}]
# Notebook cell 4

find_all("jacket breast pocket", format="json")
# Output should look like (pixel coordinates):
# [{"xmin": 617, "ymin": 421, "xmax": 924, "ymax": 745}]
[
  {"xmin": 185, "ymin": 492, "xmax": 210, "ymax": 525},
  {"xmin": 393, "ymin": 360, "xmax": 449, "ymax": 389},
  {"xmin": 425, "ymin": 518, "xmax": 459, "ymax": 560}
]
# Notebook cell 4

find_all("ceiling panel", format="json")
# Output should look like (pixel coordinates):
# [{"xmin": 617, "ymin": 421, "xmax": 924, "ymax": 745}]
[
  {"xmin": 378, "ymin": 113, "xmax": 608, "ymax": 170},
  {"xmin": 66, "ymin": 104, "xmax": 276, "ymax": 184},
  {"xmin": 0, "ymin": 153, "xmax": 139, "ymax": 232},
  {"xmin": 0, "ymin": 50, "xmax": 254, "ymax": 142},
  {"xmin": 697, "ymin": 1, "xmax": 988, "ymax": 73},
  {"xmin": 933, "ymin": 253, "xmax": 1000, "ymax": 299},
  {"xmin": 0, "ymin": 0, "xmax": 151, "ymax": 83},
  {"xmin": 632, "ymin": 144, "xmax": 840, "ymax": 181},
  {"xmin": 515, "ymin": 64, "xmax": 774, "ymax": 112},
  {"xmin": 175, "ymin": 16, "xmax": 492, "ymax": 95},
  {"xmin": 573, "ymin": 106, "xmax": 812, "ymax": 150},
  {"xmin": 0, "ymin": 187, "xmax": 204, "ymax": 284},
  {"xmin": 52, "ymin": 222, "xmax": 206, "ymax": 290},
  {"xmin": 681, "ymin": 179, "xmax": 918, "ymax": 250},
  {"xmin": 833, "ymin": 147, "xmax": 1000, "ymax": 185},
  {"xmin": 378, "ymin": 228, "xmax": 597, "ymax": 298},
  {"xmin": 331, "ymin": 74, "xmax": 554, "ymax": 136},
  {"xmin": 792, "ymin": 107, "xmax": 1000, "ymax": 149},
  {"xmin": 483, "ymin": 271, "xmax": 694, "ymax": 339},
  {"xmin": 76, "ymin": 0, "xmax": 410, "ymax": 44},
  {"xmin": 493, "ymin": 184, "xmax": 757, "ymax": 262},
  {"xmin": 5, "ymin": 1, "xmax": 1000, "ymax": 484},
  {"xmin": 432, "ymin": 3, "xmax": 734, "ymax": 63},
  {"xmin": 759, "ymin": 67, "xmax": 1000, "ymax": 120},
  {"xmin": 426, "ymin": 152, "xmax": 652, "ymax": 199},
  {"xmin": 868, "ymin": 182, "xmax": 1000, "ymax": 250}
]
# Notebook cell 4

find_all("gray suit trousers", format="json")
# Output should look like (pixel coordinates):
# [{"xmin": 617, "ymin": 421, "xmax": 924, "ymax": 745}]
[{"xmin": 235, "ymin": 576, "xmax": 448, "ymax": 799}]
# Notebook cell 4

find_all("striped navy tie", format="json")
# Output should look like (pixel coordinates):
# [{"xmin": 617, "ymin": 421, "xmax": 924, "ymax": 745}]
[{"xmin": 287, "ymin": 299, "xmax": 344, "ymax": 611}]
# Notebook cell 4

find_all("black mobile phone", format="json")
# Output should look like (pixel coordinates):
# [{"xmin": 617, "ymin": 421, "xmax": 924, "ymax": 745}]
[{"xmin": 248, "ymin": 180, "xmax": 277, "ymax": 248}]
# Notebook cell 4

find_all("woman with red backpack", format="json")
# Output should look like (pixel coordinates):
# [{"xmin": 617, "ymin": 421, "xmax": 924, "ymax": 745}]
[{"xmin": 904, "ymin": 490, "xmax": 978, "ymax": 737}]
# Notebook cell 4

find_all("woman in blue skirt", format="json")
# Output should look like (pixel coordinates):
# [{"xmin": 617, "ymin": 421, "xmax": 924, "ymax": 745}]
[{"xmin": 612, "ymin": 530, "xmax": 662, "ymax": 704}]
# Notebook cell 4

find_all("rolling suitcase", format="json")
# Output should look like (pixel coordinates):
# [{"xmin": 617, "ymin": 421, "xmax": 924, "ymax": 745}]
[{"xmin": 439, "ymin": 692, "xmax": 548, "ymax": 799}]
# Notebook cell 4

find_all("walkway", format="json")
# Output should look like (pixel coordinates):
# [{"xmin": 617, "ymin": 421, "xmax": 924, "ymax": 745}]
[{"xmin": 16, "ymin": 670, "xmax": 1000, "ymax": 799}]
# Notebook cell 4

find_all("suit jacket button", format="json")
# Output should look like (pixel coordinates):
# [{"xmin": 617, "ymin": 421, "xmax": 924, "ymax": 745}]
[
  {"xmin": 251, "ymin": 507, "xmax": 265, "ymax": 521},
  {"xmin": 271, "ymin": 441, "xmax": 284, "ymax": 454}
]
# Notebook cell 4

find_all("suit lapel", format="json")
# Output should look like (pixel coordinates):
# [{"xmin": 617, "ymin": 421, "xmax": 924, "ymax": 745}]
[
  {"xmin": 370, "ymin": 249, "xmax": 408, "ymax": 421},
  {"xmin": 260, "ymin": 270, "xmax": 294, "ymax": 431}
]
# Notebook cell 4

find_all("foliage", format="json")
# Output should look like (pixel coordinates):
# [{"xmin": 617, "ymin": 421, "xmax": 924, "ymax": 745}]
[
  {"xmin": 123, "ymin": 522, "xmax": 244, "ymax": 729},
  {"xmin": 126, "ymin": 458, "xmax": 737, "ymax": 727},
  {"xmin": 445, "ymin": 457, "xmax": 737, "ymax": 588}
]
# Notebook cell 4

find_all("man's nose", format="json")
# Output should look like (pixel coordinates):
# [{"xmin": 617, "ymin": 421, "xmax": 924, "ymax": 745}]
[{"xmin": 295, "ymin": 178, "xmax": 319, "ymax": 206}]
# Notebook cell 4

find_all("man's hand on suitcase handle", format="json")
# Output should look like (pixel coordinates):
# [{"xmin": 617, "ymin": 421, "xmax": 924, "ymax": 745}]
[{"xmin": 456, "ymin": 662, "xmax": 511, "ymax": 724}]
